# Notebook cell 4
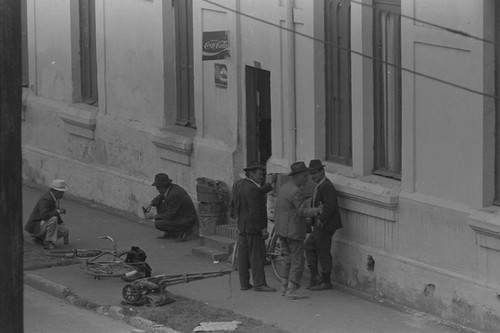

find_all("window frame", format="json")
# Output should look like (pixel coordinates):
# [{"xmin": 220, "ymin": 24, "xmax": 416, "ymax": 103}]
[
  {"xmin": 372, "ymin": 0, "xmax": 402, "ymax": 179},
  {"xmin": 79, "ymin": 0, "xmax": 98, "ymax": 105},
  {"xmin": 325, "ymin": 0, "xmax": 352, "ymax": 165},
  {"xmin": 173, "ymin": 0, "xmax": 195, "ymax": 128}
]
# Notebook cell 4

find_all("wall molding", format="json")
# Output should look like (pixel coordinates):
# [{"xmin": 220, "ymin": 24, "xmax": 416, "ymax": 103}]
[
  {"xmin": 57, "ymin": 103, "xmax": 98, "ymax": 139},
  {"xmin": 151, "ymin": 126, "xmax": 196, "ymax": 165}
]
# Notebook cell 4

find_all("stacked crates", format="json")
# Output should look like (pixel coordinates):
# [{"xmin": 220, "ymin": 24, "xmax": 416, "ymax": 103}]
[{"xmin": 196, "ymin": 177, "xmax": 228, "ymax": 236}]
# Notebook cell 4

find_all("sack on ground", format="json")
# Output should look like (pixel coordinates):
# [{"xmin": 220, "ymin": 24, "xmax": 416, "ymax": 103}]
[{"xmin": 125, "ymin": 246, "xmax": 152, "ymax": 278}]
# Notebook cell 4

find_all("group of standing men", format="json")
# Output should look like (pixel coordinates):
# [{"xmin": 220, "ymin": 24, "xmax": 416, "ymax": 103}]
[
  {"xmin": 231, "ymin": 159, "xmax": 342, "ymax": 300},
  {"xmin": 25, "ymin": 159, "xmax": 340, "ymax": 302}
]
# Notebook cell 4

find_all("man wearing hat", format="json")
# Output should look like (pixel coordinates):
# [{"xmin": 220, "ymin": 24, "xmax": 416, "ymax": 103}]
[
  {"xmin": 304, "ymin": 159, "xmax": 342, "ymax": 291},
  {"xmin": 230, "ymin": 163, "xmax": 277, "ymax": 292},
  {"xmin": 144, "ymin": 173, "xmax": 198, "ymax": 241},
  {"xmin": 274, "ymin": 162, "xmax": 322, "ymax": 299},
  {"xmin": 25, "ymin": 179, "xmax": 70, "ymax": 250}
]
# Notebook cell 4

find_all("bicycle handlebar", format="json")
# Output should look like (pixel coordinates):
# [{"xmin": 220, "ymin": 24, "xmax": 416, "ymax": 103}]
[{"xmin": 97, "ymin": 236, "xmax": 117, "ymax": 252}]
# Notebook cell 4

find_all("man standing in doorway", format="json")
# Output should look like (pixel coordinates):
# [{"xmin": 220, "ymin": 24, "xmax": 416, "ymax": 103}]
[
  {"xmin": 274, "ymin": 162, "xmax": 322, "ymax": 300},
  {"xmin": 230, "ymin": 163, "xmax": 276, "ymax": 292},
  {"xmin": 305, "ymin": 159, "xmax": 343, "ymax": 291}
]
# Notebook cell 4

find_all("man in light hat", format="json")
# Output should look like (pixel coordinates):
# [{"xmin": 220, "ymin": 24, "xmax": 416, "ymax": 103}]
[
  {"xmin": 274, "ymin": 162, "xmax": 322, "ymax": 300},
  {"xmin": 304, "ymin": 159, "xmax": 342, "ymax": 291},
  {"xmin": 25, "ymin": 179, "xmax": 70, "ymax": 250},
  {"xmin": 230, "ymin": 163, "xmax": 277, "ymax": 292},
  {"xmin": 144, "ymin": 173, "xmax": 198, "ymax": 241}
]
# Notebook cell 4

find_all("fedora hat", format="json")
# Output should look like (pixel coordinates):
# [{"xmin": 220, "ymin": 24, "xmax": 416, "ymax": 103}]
[
  {"xmin": 152, "ymin": 173, "xmax": 172, "ymax": 186},
  {"xmin": 289, "ymin": 161, "xmax": 310, "ymax": 176},
  {"xmin": 243, "ymin": 163, "xmax": 266, "ymax": 172},
  {"xmin": 308, "ymin": 159, "xmax": 325, "ymax": 172},
  {"xmin": 50, "ymin": 179, "xmax": 68, "ymax": 192}
]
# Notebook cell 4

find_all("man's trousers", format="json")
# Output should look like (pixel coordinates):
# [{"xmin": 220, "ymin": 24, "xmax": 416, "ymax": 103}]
[
  {"xmin": 304, "ymin": 227, "xmax": 334, "ymax": 277},
  {"xmin": 237, "ymin": 233, "xmax": 267, "ymax": 288},
  {"xmin": 281, "ymin": 237, "xmax": 305, "ymax": 288}
]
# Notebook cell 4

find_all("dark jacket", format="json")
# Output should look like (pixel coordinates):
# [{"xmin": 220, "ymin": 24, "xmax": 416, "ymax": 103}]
[
  {"xmin": 25, "ymin": 190, "xmax": 62, "ymax": 233},
  {"xmin": 151, "ymin": 184, "xmax": 198, "ymax": 227},
  {"xmin": 230, "ymin": 178, "xmax": 272, "ymax": 234},
  {"xmin": 313, "ymin": 177, "xmax": 342, "ymax": 233}
]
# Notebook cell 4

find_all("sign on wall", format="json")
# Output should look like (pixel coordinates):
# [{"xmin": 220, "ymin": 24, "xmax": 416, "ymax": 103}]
[
  {"xmin": 214, "ymin": 63, "xmax": 228, "ymax": 88},
  {"xmin": 202, "ymin": 31, "xmax": 230, "ymax": 61}
]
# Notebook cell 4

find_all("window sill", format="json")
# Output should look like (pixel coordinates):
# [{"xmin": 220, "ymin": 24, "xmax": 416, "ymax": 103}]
[
  {"xmin": 58, "ymin": 103, "xmax": 98, "ymax": 140},
  {"xmin": 327, "ymin": 172, "xmax": 400, "ymax": 222},
  {"xmin": 151, "ymin": 126, "xmax": 195, "ymax": 166},
  {"xmin": 468, "ymin": 208, "xmax": 500, "ymax": 249}
]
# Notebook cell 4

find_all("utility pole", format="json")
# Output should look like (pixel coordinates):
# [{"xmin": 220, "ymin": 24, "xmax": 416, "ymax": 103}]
[{"xmin": 0, "ymin": 0, "xmax": 23, "ymax": 332}]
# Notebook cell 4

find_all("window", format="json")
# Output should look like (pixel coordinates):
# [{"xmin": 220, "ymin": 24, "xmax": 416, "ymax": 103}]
[
  {"xmin": 21, "ymin": 0, "xmax": 28, "ymax": 87},
  {"xmin": 373, "ymin": 0, "xmax": 401, "ymax": 178},
  {"xmin": 325, "ymin": 0, "xmax": 352, "ymax": 165},
  {"xmin": 495, "ymin": 3, "xmax": 500, "ymax": 204},
  {"xmin": 173, "ymin": 0, "xmax": 195, "ymax": 127},
  {"xmin": 79, "ymin": 0, "xmax": 98, "ymax": 105}
]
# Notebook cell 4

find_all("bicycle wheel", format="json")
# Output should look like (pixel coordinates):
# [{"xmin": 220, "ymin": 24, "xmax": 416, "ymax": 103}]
[
  {"xmin": 48, "ymin": 249, "xmax": 102, "ymax": 258},
  {"xmin": 84, "ymin": 262, "xmax": 136, "ymax": 278},
  {"xmin": 268, "ymin": 234, "xmax": 287, "ymax": 283}
]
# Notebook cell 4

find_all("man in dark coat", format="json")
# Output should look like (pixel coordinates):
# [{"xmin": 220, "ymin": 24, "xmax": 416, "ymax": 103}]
[
  {"xmin": 144, "ymin": 173, "xmax": 198, "ymax": 241},
  {"xmin": 305, "ymin": 159, "xmax": 343, "ymax": 291},
  {"xmin": 25, "ymin": 179, "xmax": 70, "ymax": 250},
  {"xmin": 230, "ymin": 163, "xmax": 276, "ymax": 292}
]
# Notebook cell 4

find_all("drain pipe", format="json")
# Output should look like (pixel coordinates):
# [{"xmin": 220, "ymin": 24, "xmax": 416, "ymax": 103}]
[{"xmin": 287, "ymin": 0, "xmax": 297, "ymax": 162}]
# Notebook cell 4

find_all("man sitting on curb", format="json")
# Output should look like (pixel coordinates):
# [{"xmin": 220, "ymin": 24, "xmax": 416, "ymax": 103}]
[
  {"xmin": 25, "ymin": 179, "xmax": 70, "ymax": 250},
  {"xmin": 144, "ymin": 173, "xmax": 198, "ymax": 241}
]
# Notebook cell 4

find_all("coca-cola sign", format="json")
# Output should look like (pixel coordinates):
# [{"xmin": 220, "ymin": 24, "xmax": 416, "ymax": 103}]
[{"xmin": 202, "ymin": 31, "xmax": 230, "ymax": 61}]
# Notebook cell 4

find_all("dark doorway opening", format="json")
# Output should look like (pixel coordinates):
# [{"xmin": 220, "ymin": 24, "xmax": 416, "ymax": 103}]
[{"xmin": 245, "ymin": 66, "xmax": 271, "ymax": 166}]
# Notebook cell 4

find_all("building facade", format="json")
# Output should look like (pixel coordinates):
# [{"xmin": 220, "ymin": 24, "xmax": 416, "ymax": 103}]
[{"xmin": 22, "ymin": 0, "xmax": 500, "ymax": 331}]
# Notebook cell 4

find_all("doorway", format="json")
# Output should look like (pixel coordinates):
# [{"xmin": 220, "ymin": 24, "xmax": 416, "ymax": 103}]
[{"xmin": 245, "ymin": 66, "xmax": 271, "ymax": 166}]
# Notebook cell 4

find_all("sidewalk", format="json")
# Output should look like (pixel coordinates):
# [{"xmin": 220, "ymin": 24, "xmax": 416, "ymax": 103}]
[{"xmin": 23, "ymin": 185, "xmax": 475, "ymax": 333}]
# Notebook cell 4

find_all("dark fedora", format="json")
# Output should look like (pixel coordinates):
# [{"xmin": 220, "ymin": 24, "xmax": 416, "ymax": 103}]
[
  {"xmin": 289, "ymin": 161, "xmax": 310, "ymax": 176},
  {"xmin": 152, "ymin": 173, "xmax": 172, "ymax": 186},
  {"xmin": 243, "ymin": 163, "xmax": 266, "ymax": 172},
  {"xmin": 309, "ymin": 159, "xmax": 325, "ymax": 172}
]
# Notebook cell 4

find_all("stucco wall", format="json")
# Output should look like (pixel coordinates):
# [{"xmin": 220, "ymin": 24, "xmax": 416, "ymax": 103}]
[{"xmin": 22, "ymin": 0, "xmax": 198, "ymax": 215}]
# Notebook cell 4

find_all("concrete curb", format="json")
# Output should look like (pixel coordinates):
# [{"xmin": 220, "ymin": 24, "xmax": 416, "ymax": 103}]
[{"xmin": 24, "ymin": 272, "xmax": 181, "ymax": 333}]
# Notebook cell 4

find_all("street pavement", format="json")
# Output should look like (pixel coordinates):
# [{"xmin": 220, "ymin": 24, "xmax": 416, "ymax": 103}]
[
  {"xmin": 23, "ymin": 185, "xmax": 478, "ymax": 333},
  {"xmin": 25, "ymin": 285, "xmax": 140, "ymax": 333}
]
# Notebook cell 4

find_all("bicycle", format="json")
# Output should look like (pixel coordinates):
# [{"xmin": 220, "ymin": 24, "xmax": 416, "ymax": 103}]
[
  {"xmin": 266, "ymin": 224, "xmax": 287, "ymax": 283},
  {"xmin": 48, "ymin": 236, "xmax": 137, "ymax": 280},
  {"xmin": 266, "ymin": 217, "xmax": 313, "ymax": 283}
]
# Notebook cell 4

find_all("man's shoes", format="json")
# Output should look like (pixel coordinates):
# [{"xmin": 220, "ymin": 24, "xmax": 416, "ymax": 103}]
[
  {"xmin": 43, "ymin": 241, "xmax": 56, "ymax": 250},
  {"xmin": 157, "ymin": 232, "xmax": 177, "ymax": 239},
  {"xmin": 177, "ymin": 229, "xmax": 193, "ymax": 242},
  {"xmin": 285, "ymin": 288, "xmax": 309, "ymax": 300},
  {"xmin": 33, "ymin": 236, "xmax": 44, "ymax": 246},
  {"xmin": 253, "ymin": 285, "xmax": 276, "ymax": 292},
  {"xmin": 240, "ymin": 284, "xmax": 253, "ymax": 291},
  {"xmin": 310, "ymin": 282, "xmax": 333, "ymax": 291},
  {"xmin": 306, "ymin": 276, "xmax": 321, "ymax": 289}
]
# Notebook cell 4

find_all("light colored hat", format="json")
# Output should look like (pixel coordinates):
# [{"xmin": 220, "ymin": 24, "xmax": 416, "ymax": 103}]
[{"xmin": 50, "ymin": 179, "xmax": 68, "ymax": 192}]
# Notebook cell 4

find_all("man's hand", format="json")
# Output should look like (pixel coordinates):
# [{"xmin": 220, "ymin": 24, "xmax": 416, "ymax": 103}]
[
  {"xmin": 57, "ymin": 208, "xmax": 66, "ymax": 215},
  {"xmin": 144, "ymin": 212, "xmax": 155, "ymax": 220},
  {"xmin": 261, "ymin": 229, "xmax": 269, "ymax": 240},
  {"xmin": 270, "ymin": 173, "xmax": 278, "ymax": 184},
  {"xmin": 315, "ymin": 221, "xmax": 324, "ymax": 231}
]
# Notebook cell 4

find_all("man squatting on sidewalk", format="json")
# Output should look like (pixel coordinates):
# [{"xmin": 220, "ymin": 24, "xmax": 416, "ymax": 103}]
[
  {"xmin": 25, "ymin": 179, "xmax": 70, "ymax": 250},
  {"xmin": 144, "ymin": 173, "xmax": 198, "ymax": 242}
]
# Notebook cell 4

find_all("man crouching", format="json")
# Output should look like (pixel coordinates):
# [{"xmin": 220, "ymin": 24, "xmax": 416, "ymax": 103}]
[
  {"xmin": 25, "ymin": 179, "xmax": 69, "ymax": 250},
  {"xmin": 144, "ymin": 173, "xmax": 198, "ymax": 241}
]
